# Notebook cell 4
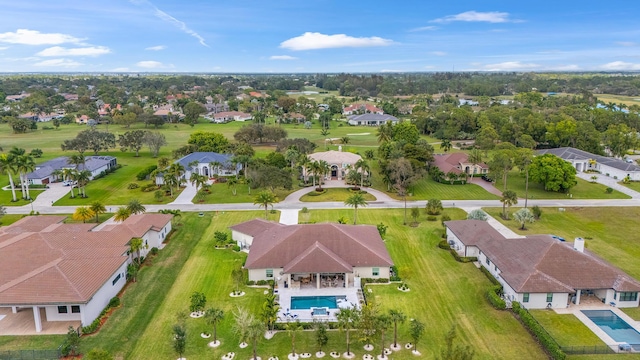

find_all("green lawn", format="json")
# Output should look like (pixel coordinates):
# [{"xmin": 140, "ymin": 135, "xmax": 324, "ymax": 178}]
[
  {"xmin": 0, "ymin": 189, "xmax": 44, "ymax": 207},
  {"xmin": 305, "ymin": 209, "xmax": 547, "ymax": 359},
  {"xmin": 483, "ymin": 207, "xmax": 640, "ymax": 280},
  {"xmin": 620, "ymin": 180, "xmax": 640, "ymax": 192},
  {"xmin": 495, "ymin": 170, "xmax": 630, "ymax": 200},
  {"xmin": 300, "ymin": 188, "xmax": 376, "ymax": 202},
  {"xmin": 0, "ymin": 214, "xmax": 25, "ymax": 226},
  {"xmin": 622, "ymin": 307, "xmax": 640, "ymax": 320},
  {"xmin": 529, "ymin": 310, "xmax": 604, "ymax": 347},
  {"xmin": 199, "ymin": 182, "xmax": 296, "ymax": 204}
]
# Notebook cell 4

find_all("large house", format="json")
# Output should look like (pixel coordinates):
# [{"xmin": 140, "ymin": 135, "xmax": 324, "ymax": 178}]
[
  {"xmin": 445, "ymin": 220, "xmax": 640, "ymax": 309},
  {"xmin": 205, "ymin": 111, "xmax": 252, "ymax": 123},
  {"xmin": 343, "ymin": 104, "xmax": 383, "ymax": 115},
  {"xmin": 156, "ymin": 152, "xmax": 240, "ymax": 185},
  {"xmin": 27, "ymin": 156, "xmax": 118, "ymax": 185},
  {"xmin": 231, "ymin": 220, "xmax": 393, "ymax": 288},
  {"xmin": 306, "ymin": 149, "xmax": 363, "ymax": 181},
  {"xmin": 347, "ymin": 114, "xmax": 398, "ymax": 126},
  {"xmin": 431, "ymin": 153, "xmax": 488, "ymax": 178},
  {"xmin": 537, "ymin": 147, "xmax": 640, "ymax": 181},
  {"xmin": 0, "ymin": 214, "xmax": 172, "ymax": 333}
]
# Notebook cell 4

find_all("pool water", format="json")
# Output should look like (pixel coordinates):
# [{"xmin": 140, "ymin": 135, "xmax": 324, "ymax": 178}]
[
  {"xmin": 291, "ymin": 296, "xmax": 342, "ymax": 309},
  {"xmin": 582, "ymin": 310, "xmax": 640, "ymax": 348}
]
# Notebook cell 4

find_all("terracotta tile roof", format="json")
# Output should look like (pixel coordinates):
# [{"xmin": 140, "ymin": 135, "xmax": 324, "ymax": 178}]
[
  {"xmin": 445, "ymin": 220, "xmax": 640, "ymax": 293},
  {"xmin": 241, "ymin": 221, "xmax": 392, "ymax": 273},
  {"xmin": 230, "ymin": 218, "xmax": 284, "ymax": 237},
  {"xmin": 308, "ymin": 150, "xmax": 362, "ymax": 165},
  {"xmin": 283, "ymin": 242, "xmax": 353, "ymax": 273},
  {"xmin": 117, "ymin": 214, "xmax": 173, "ymax": 237},
  {"xmin": 0, "ymin": 216, "xmax": 66, "ymax": 234}
]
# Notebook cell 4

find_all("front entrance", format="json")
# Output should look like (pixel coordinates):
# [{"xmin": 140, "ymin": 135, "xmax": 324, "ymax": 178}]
[{"xmin": 331, "ymin": 165, "xmax": 338, "ymax": 179}]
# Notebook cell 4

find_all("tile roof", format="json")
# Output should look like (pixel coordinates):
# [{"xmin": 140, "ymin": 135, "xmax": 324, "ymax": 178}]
[
  {"xmin": 0, "ymin": 214, "xmax": 172, "ymax": 306},
  {"xmin": 308, "ymin": 150, "xmax": 362, "ymax": 165},
  {"xmin": 537, "ymin": 147, "xmax": 640, "ymax": 172},
  {"xmin": 175, "ymin": 152, "xmax": 236, "ymax": 170},
  {"xmin": 445, "ymin": 220, "xmax": 640, "ymax": 293},
  {"xmin": 229, "ymin": 218, "xmax": 284, "ymax": 237},
  {"xmin": 343, "ymin": 104, "xmax": 383, "ymax": 113},
  {"xmin": 240, "ymin": 221, "xmax": 393, "ymax": 273},
  {"xmin": 27, "ymin": 156, "xmax": 116, "ymax": 180},
  {"xmin": 431, "ymin": 153, "xmax": 488, "ymax": 175},
  {"xmin": 347, "ymin": 114, "xmax": 399, "ymax": 122}
]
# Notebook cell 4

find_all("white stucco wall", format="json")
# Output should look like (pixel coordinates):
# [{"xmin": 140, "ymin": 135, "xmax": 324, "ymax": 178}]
[
  {"xmin": 519, "ymin": 292, "xmax": 569, "ymax": 309},
  {"xmin": 80, "ymin": 260, "xmax": 128, "ymax": 326},
  {"xmin": 353, "ymin": 266, "xmax": 390, "ymax": 279},
  {"xmin": 44, "ymin": 305, "xmax": 82, "ymax": 322},
  {"xmin": 248, "ymin": 268, "xmax": 282, "ymax": 282},
  {"xmin": 232, "ymin": 231, "xmax": 254, "ymax": 249},
  {"xmin": 613, "ymin": 291, "xmax": 640, "ymax": 308}
]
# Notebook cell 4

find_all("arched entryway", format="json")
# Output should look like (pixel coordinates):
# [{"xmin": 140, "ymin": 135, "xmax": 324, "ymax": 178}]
[
  {"xmin": 331, "ymin": 165, "xmax": 338, "ymax": 179},
  {"xmin": 203, "ymin": 166, "xmax": 209, "ymax": 177}
]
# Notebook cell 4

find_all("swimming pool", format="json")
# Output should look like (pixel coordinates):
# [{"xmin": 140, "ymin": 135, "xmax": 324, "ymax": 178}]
[
  {"xmin": 582, "ymin": 310, "xmax": 640, "ymax": 349},
  {"xmin": 290, "ymin": 296, "xmax": 343, "ymax": 309}
]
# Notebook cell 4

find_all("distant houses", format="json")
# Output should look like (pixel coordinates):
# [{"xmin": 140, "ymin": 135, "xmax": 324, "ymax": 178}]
[
  {"xmin": 347, "ymin": 114, "xmax": 398, "ymax": 126},
  {"xmin": 537, "ymin": 147, "xmax": 640, "ymax": 181},
  {"xmin": 343, "ymin": 103, "xmax": 383, "ymax": 115},
  {"xmin": 205, "ymin": 111, "xmax": 253, "ymax": 123},
  {"xmin": 27, "ymin": 156, "xmax": 118, "ymax": 185}
]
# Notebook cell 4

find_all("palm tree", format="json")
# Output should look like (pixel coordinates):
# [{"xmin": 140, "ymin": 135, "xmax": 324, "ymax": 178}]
[
  {"xmin": 168, "ymin": 163, "xmax": 185, "ymax": 193},
  {"xmin": 500, "ymin": 190, "xmax": 518, "ymax": 220},
  {"xmin": 13, "ymin": 151, "xmax": 35, "ymax": 200},
  {"xmin": 308, "ymin": 161, "xmax": 320, "ymax": 187},
  {"xmin": 440, "ymin": 139, "xmax": 452, "ymax": 153},
  {"xmin": 513, "ymin": 208, "xmax": 535, "ymax": 230},
  {"xmin": 376, "ymin": 314, "xmax": 391, "ymax": 359},
  {"xmin": 377, "ymin": 122, "xmax": 393, "ymax": 143},
  {"xmin": 389, "ymin": 309, "xmax": 406, "ymax": 349},
  {"xmin": 254, "ymin": 191, "xmax": 277, "ymax": 219},
  {"xmin": 232, "ymin": 307, "xmax": 252, "ymax": 347},
  {"xmin": 344, "ymin": 193, "xmax": 368, "ymax": 225},
  {"xmin": 287, "ymin": 320, "xmax": 302, "ymax": 356},
  {"xmin": 227, "ymin": 176, "xmax": 238, "ymax": 196},
  {"xmin": 515, "ymin": 148, "xmax": 534, "ymax": 208},
  {"xmin": 446, "ymin": 171, "xmax": 459, "ymax": 185},
  {"xmin": 467, "ymin": 149, "xmax": 483, "ymax": 181},
  {"xmin": 129, "ymin": 237, "xmax": 144, "ymax": 265},
  {"xmin": 336, "ymin": 307, "xmax": 360, "ymax": 357},
  {"xmin": 190, "ymin": 173, "xmax": 206, "ymax": 192},
  {"xmin": 157, "ymin": 157, "xmax": 171, "ymax": 170},
  {"xmin": 90, "ymin": 201, "xmax": 106, "ymax": 223},
  {"xmin": 75, "ymin": 169, "xmax": 91, "ymax": 198},
  {"xmin": 209, "ymin": 161, "xmax": 222, "ymax": 176},
  {"xmin": 62, "ymin": 168, "xmax": 76, "ymax": 197},
  {"xmin": 73, "ymin": 206, "xmax": 95, "ymax": 223},
  {"xmin": 261, "ymin": 291, "xmax": 279, "ymax": 333},
  {"xmin": 0, "ymin": 154, "xmax": 18, "ymax": 202},
  {"xmin": 126, "ymin": 199, "xmax": 146, "ymax": 215},
  {"xmin": 247, "ymin": 318, "xmax": 264, "ymax": 360},
  {"xmin": 68, "ymin": 153, "xmax": 85, "ymax": 170},
  {"xmin": 317, "ymin": 160, "xmax": 330, "ymax": 189},
  {"xmin": 114, "ymin": 206, "xmax": 131, "ymax": 222},
  {"xmin": 285, "ymin": 148, "xmax": 300, "ymax": 169},
  {"xmin": 205, "ymin": 308, "xmax": 224, "ymax": 344},
  {"xmin": 354, "ymin": 159, "xmax": 369, "ymax": 188}
]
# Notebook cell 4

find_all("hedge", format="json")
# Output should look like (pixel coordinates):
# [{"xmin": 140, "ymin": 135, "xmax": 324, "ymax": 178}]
[
  {"xmin": 136, "ymin": 165, "xmax": 158, "ymax": 181},
  {"xmin": 81, "ymin": 296, "xmax": 121, "ymax": 334},
  {"xmin": 438, "ymin": 239, "xmax": 450, "ymax": 250},
  {"xmin": 449, "ymin": 249, "xmax": 477, "ymax": 263},
  {"xmin": 512, "ymin": 302, "xmax": 566, "ymax": 360},
  {"xmin": 480, "ymin": 266, "xmax": 501, "ymax": 286},
  {"xmin": 486, "ymin": 285, "xmax": 506, "ymax": 310}
]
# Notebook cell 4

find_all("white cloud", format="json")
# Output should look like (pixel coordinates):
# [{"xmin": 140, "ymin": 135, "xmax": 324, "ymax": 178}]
[
  {"xmin": 432, "ymin": 11, "xmax": 514, "ymax": 24},
  {"xmin": 615, "ymin": 41, "xmax": 638, "ymax": 47},
  {"xmin": 130, "ymin": 0, "xmax": 208, "ymax": 47},
  {"xmin": 380, "ymin": 69, "xmax": 403, "ymax": 73},
  {"xmin": 601, "ymin": 61, "xmax": 640, "ymax": 71},
  {"xmin": 550, "ymin": 64, "xmax": 580, "ymax": 71},
  {"xmin": 136, "ymin": 60, "xmax": 165, "ymax": 68},
  {"xmin": 110, "ymin": 67, "xmax": 130, "ymax": 72},
  {"xmin": 36, "ymin": 46, "xmax": 110, "ymax": 57},
  {"xmin": 145, "ymin": 45, "xmax": 166, "ymax": 51},
  {"xmin": 0, "ymin": 47, "xmax": 8, "ymax": 51},
  {"xmin": 409, "ymin": 26, "xmax": 438, "ymax": 32},
  {"xmin": 430, "ymin": 51, "xmax": 447, "ymax": 56},
  {"xmin": 482, "ymin": 61, "xmax": 540, "ymax": 71},
  {"xmin": 33, "ymin": 58, "xmax": 83, "ymax": 67},
  {"xmin": 280, "ymin": 32, "xmax": 392, "ymax": 51},
  {"xmin": 269, "ymin": 55, "xmax": 298, "ymax": 60},
  {"xmin": 0, "ymin": 29, "xmax": 82, "ymax": 45}
]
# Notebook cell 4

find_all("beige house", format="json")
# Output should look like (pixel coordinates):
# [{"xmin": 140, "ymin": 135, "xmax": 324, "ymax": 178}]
[{"xmin": 306, "ymin": 149, "xmax": 362, "ymax": 180}]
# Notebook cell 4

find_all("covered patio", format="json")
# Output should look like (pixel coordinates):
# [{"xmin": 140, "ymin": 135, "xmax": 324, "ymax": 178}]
[{"xmin": 0, "ymin": 307, "xmax": 80, "ymax": 335}]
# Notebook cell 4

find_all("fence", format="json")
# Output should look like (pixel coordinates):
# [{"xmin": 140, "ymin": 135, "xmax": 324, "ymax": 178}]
[
  {"xmin": 0, "ymin": 349, "xmax": 60, "ymax": 360},
  {"xmin": 561, "ymin": 345, "xmax": 616, "ymax": 355}
]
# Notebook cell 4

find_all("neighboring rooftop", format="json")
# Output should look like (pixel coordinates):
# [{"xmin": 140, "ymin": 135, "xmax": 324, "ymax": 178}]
[
  {"xmin": 308, "ymin": 150, "xmax": 362, "ymax": 164},
  {"xmin": 537, "ymin": 147, "xmax": 640, "ymax": 172},
  {"xmin": 175, "ymin": 152, "xmax": 234, "ymax": 169}
]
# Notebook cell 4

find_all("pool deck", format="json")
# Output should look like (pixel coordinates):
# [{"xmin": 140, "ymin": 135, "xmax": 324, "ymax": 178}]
[
  {"xmin": 554, "ymin": 299, "xmax": 640, "ymax": 352},
  {"xmin": 275, "ymin": 283, "xmax": 359, "ymax": 322}
]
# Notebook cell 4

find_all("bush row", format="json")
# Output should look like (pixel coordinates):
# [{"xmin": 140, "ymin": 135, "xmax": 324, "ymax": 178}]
[
  {"xmin": 512, "ymin": 302, "xmax": 566, "ymax": 360},
  {"xmin": 449, "ymin": 249, "xmax": 477, "ymax": 263},
  {"xmin": 438, "ymin": 239, "xmax": 450, "ymax": 250},
  {"xmin": 480, "ymin": 266, "xmax": 501, "ymax": 286},
  {"xmin": 136, "ymin": 165, "xmax": 158, "ymax": 181},
  {"xmin": 81, "ymin": 296, "xmax": 120, "ymax": 335},
  {"xmin": 360, "ymin": 278, "xmax": 390, "ymax": 285},
  {"xmin": 389, "ymin": 265, "xmax": 401, "ymax": 282},
  {"xmin": 92, "ymin": 164, "xmax": 121, "ymax": 180},
  {"xmin": 486, "ymin": 285, "xmax": 506, "ymax": 310}
]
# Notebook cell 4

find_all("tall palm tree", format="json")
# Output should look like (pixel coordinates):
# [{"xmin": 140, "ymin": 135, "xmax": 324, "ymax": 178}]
[
  {"xmin": 68, "ymin": 153, "xmax": 85, "ymax": 171},
  {"xmin": 168, "ymin": 163, "xmax": 185, "ymax": 193},
  {"xmin": 247, "ymin": 319, "xmax": 265, "ymax": 360},
  {"xmin": 344, "ymin": 193, "xmax": 368, "ymax": 225},
  {"xmin": 0, "ymin": 154, "xmax": 18, "ymax": 202},
  {"xmin": 467, "ymin": 149, "xmax": 483, "ymax": 181},
  {"xmin": 227, "ymin": 176, "xmax": 238, "ymax": 196},
  {"xmin": 126, "ymin": 199, "xmax": 146, "ymax": 215},
  {"xmin": 376, "ymin": 314, "xmax": 392, "ymax": 359},
  {"xmin": 72, "ymin": 206, "xmax": 95, "ymax": 223},
  {"xmin": 157, "ymin": 157, "xmax": 171, "ymax": 170},
  {"xmin": 114, "ymin": 206, "xmax": 131, "ymax": 222},
  {"xmin": 500, "ymin": 190, "xmax": 518, "ymax": 220},
  {"xmin": 254, "ymin": 191, "xmax": 277, "ymax": 219},
  {"xmin": 287, "ymin": 320, "xmax": 303, "ymax": 356},
  {"xmin": 190, "ymin": 173, "xmax": 206, "ymax": 192},
  {"xmin": 440, "ymin": 139, "xmax": 452, "ymax": 153},
  {"xmin": 377, "ymin": 122, "xmax": 393, "ymax": 143},
  {"xmin": 209, "ymin": 161, "xmax": 222, "ymax": 176},
  {"xmin": 389, "ymin": 309, "xmax": 407, "ymax": 349},
  {"xmin": 75, "ymin": 169, "xmax": 91, "ymax": 198},
  {"xmin": 317, "ymin": 160, "xmax": 330, "ymax": 190},
  {"xmin": 308, "ymin": 161, "xmax": 320, "ymax": 187},
  {"xmin": 16, "ymin": 154, "xmax": 35, "ymax": 200},
  {"xmin": 336, "ymin": 307, "xmax": 360, "ymax": 357},
  {"xmin": 129, "ymin": 237, "xmax": 145, "ymax": 265},
  {"xmin": 205, "ymin": 308, "xmax": 224, "ymax": 344},
  {"xmin": 90, "ymin": 201, "xmax": 106, "ymax": 223},
  {"xmin": 354, "ymin": 159, "xmax": 369, "ymax": 188}
]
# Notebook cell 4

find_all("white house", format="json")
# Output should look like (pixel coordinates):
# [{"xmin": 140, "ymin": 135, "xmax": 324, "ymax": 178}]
[
  {"xmin": 306, "ymin": 149, "xmax": 363, "ymax": 181},
  {"xmin": 231, "ymin": 220, "xmax": 393, "ymax": 288},
  {"xmin": 537, "ymin": 147, "xmax": 640, "ymax": 181},
  {"xmin": 343, "ymin": 104, "xmax": 383, "ymax": 115},
  {"xmin": 445, "ymin": 220, "xmax": 640, "ymax": 309},
  {"xmin": 347, "ymin": 114, "xmax": 399, "ymax": 126},
  {"xmin": 27, "ymin": 156, "xmax": 118, "ymax": 185},
  {"xmin": 206, "ymin": 111, "xmax": 252, "ymax": 123},
  {"xmin": 0, "ymin": 214, "xmax": 172, "ymax": 333}
]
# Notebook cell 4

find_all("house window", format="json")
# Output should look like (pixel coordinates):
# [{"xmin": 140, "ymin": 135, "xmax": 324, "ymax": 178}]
[
  {"xmin": 485, "ymin": 258, "xmax": 490, "ymax": 266},
  {"xmin": 618, "ymin": 292, "xmax": 638, "ymax": 302},
  {"xmin": 523, "ymin": 293, "xmax": 530, "ymax": 303},
  {"xmin": 71, "ymin": 306, "xmax": 81, "ymax": 313},
  {"xmin": 58, "ymin": 306, "xmax": 68, "ymax": 314},
  {"xmin": 546, "ymin": 293, "xmax": 553, "ymax": 303},
  {"xmin": 266, "ymin": 269, "xmax": 273, "ymax": 278},
  {"xmin": 494, "ymin": 265, "xmax": 498, "ymax": 272},
  {"xmin": 112, "ymin": 274, "xmax": 121, "ymax": 286},
  {"xmin": 372, "ymin": 267, "xmax": 380, "ymax": 276}
]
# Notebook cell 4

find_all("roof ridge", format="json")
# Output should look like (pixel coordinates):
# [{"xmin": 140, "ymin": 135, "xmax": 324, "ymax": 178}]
[
  {"xmin": 0, "ymin": 258, "xmax": 62, "ymax": 293},
  {"xmin": 0, "ymin": 232, "xmax": 34, "ymax": 249}
]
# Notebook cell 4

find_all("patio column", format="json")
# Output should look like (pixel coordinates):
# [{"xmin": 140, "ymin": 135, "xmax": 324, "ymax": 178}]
[
  {"xmin": 32, "ymin": 306, "xmax": 42, "ymax": 333},
  {"xmin": 288, "ymin": 274, "xmax": 291, "ymax": 287},
  {"xmin": 344, "ymin": 273, "xmax": 348, "ymax": 288},
  {"xmin": 11, "ymin": 306, "xmax": 17, "ymax": 313},
  {"xmin": 575, "ymin": 290, "xmax": 581, "ymax": 305},
  {"xmin": 316, "ymin": 273, "xmax": 320, "ymax": 289}
]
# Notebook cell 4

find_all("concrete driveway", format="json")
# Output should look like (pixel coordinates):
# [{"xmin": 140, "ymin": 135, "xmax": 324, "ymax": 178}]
[{"xmin": 30, "ymin": 182, "xmax": 71, "ymax": 207}]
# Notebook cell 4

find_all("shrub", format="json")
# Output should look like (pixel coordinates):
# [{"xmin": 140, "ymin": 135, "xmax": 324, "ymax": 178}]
[
  {"xmin": 127, "ymin": 183, "xmax": 139, "ymax": 190},
  {"xmin": 480, "ymin": 266, "xmax": 501, "ymax": 286},
  {"xmin": 441, "ymin": 214, "xmax": 451, "ymax": 227},
  {"xmin": 232, "ymin": 245, "xmax": 241, "ymax": 252},
  {"xmin": 531, "ymin": 205, "xmax": 542, "ymax": 220},
  {"xmin": 390, "ymin": 265, "xmax": 401, "ymax": 281},
  {"xmin": 136, "ymin": 165, "xmax": 158, "ymax": 181},
  {"xmin": 438, "ymin": 239, "xmax": 450, "ymax": 250},
  {"xmin": 140, "ymin": 183, "xmax": 157, "ymax": 192},
  {"xmin": 256, "ymin": 280, "xmax": 268, "ymax": 286},
  {"xmin": 605, "ymin": 187, "xmax": 613, "ymax": 194},
  {"xmin": 512, "ymin": 302, "xmax": 566, "ymax": 360},
  {"xmin": 150, "ymin": 247, "xmax": 159, "ymax": 255},
  {"xmin": 301, "ymin": 207, "xmax": 309, "ymax": 213},
  {"xmin": 246, "ymin": 280, "xmax": 256, "ymax": 285},
  {"xmin": 486, "ymin": 285, "xmax": 506, "ymax": 310},
  {"xmin": 214, "ymin": 231, "xmax": 229, "ymax": 245},
  {"xmin": 426, "ymin": 215, "xmax": 437, "ymax": 221},
  {"xmin": 449, "ymin": 249, "xmax": 477, "ymax": 263}
]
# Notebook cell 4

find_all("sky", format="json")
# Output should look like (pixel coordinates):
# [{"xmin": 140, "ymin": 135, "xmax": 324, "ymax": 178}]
[{"xmin": 1, "ymin": 1, "xmax": 640, "ymax": 73}]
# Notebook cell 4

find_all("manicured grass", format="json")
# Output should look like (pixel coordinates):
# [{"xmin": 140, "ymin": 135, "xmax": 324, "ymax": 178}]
[
  {"xmin": 63, "ymin": 212, "xmax": 114, "ymax": 224},
  {"xmin": 622, "ymin": 307, "xmax": 640, "ymax": 320},
  {"xmin": 620, "ymin": 180, "xmax": 640, "ymax": 192},
  {"xmin": 495, "ymin": 170, "xmax": 630, "ymax": 200},
  {"xmin": 529, "ymin": 310, "xmax": 604, "ymax": 347},
  {"xmin": 0, "ymin": 214, "xmax": 25, "ymax": 226},
  {"xmin": 305, "ymin": 209, "xmax": 547, "ymax": 359},
  {"xmin": 300, "ymin": 188, "xmax": 376, "ymax": 202},
  {"xmin": 0, "ymin": 189, "xmax": 44, "ymax": 207},
  {"xmin": 483, "ymin": 207, "xmax": 640, "ymax": 281},
  {"xmin": 199, "ymin": 182, "xmax": 295, "ymax": 204}
]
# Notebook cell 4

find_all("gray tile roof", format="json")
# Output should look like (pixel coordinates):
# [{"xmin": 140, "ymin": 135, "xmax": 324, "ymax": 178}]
[
  {"xmin": 537, "ymin": 147, "xmax": 640, "ymax": 172},
  {"xmin": 27, "ymin": 156, "xmax": 116, "ymax": 180},
  {"xmin": 176, "ymin": 152, "xmax": 237, "ymax": 170}
]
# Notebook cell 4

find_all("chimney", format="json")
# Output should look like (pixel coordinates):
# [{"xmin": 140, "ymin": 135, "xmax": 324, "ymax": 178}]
[
  {"xmin": 338, "ymin": 145, "xmax": 342, "ymax": 152},
  {"xmin": 573, "ymin": 237, "xmax": 585, "ymax": 252}
]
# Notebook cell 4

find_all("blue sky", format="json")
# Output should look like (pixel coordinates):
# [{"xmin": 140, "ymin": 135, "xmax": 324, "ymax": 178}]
[{"xmin": 1, "ymin": 0, "xmax": 640, "ymax": 73}]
